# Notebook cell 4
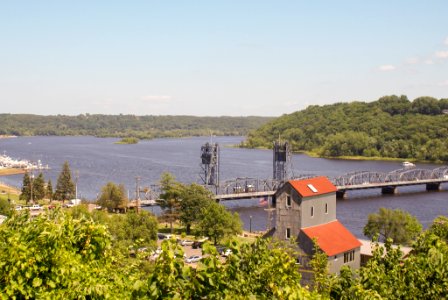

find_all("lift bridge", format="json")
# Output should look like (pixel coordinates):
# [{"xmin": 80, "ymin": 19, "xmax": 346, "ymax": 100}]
[{"xmin": 134, "ymin": 141, "xmax": 448, "ymax": 206}]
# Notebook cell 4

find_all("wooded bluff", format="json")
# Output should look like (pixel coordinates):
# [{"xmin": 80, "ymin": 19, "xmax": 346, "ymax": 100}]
[
  {"xmin": 242, "ymin": 95, "xmax": 448, "ymax": 162},
  {"xmin": 0, "ymin": 114, "xmax": 273, "ymax": 139}
]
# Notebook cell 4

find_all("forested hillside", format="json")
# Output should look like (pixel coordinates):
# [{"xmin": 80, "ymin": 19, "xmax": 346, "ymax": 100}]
[
  {"xmin": 242, "ymin": 96, "xmax": 448, "ymax": 162},
  {"xmin": 0, "ymin": 114, "xmax": 273, "ymax": 139}
]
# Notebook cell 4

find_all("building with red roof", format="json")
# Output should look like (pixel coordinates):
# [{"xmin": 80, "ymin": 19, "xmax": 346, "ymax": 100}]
[{"xmin": 273, "ymin": 176, "xmax": 361, "ymax": 274}]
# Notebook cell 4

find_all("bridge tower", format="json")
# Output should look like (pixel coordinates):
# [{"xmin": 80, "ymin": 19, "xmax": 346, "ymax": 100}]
[
  {"xmin": 273, "ymin": 140, "xmax": 290, "ymax": 182},
  {"xmin": 200, "ymin": 142, "xmax": 219, "ymax": 187}
]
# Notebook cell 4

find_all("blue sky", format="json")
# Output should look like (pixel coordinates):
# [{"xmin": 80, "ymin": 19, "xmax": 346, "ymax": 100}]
[{"xmin": 1, "ymin": 1, "xmax": 447, "ymax": 116}]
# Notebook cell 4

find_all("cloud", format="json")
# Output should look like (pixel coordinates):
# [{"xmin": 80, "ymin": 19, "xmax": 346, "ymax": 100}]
[
  {"xmin": 378, "ymin": 65, "xmax": 396, "ymax": 71},
  {"xmin": 435, "ymin": 51, "xmax": 448, "ymax": 58},
  {"xmin": 439, "ymin": 80, "xmax": 448, "ymax": 87},
  {"xmin": 445, "ymin": 37, "xmax": 448, "ymax": 46},
  {"xmin": 405, "ymin": 57, "xmax": 419, "ymax": 65},
  {"xmin": 140, "ymin": 95, "xmax": 172, "ymax": 102},
  {"xmin": 424, "ymin": 59, "xmax": 434, "ymax": 65}
]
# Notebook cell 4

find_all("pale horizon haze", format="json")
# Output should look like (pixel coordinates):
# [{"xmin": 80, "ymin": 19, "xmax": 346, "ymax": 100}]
[{"xmin": 1, "ymin": 1, "xmax": 447, "ymax": 117}]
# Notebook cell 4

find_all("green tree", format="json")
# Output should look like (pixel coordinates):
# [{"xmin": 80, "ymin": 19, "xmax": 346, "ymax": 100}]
[
  {"xmin": 309, "ymin": 240, "xmax": 333, "ymax": 296},
  {"xmin": 46, "ymin": 179, "xmax": 54, "ymax": 201},
  {"xmin": 54, "ymin": 161, "xmax": 75, "ymax": 201},
  {"xmin": 0, "ymin": 198, "xmax": 12, "ymax": 217},
  {"xmin": 97, "ymin": 182, "xmax": 128, "ymax": 211},
  {"xmin": 411, "ymin": 96, "xmax": 441, "ymax": 115},
  {"xmin": 198, "ymin": 201, "xmax": 242, "ymax": 245},
  {"xmin": 377, "ymin": 95, "xmax": 411, "ymax": 115},
  {"xmin": 19, "ymin": 172, "xmax": 31, "ymax": 204},
  {"xmin": 427, "ymin": 215, "xmax": 448, "ymax": 242},
  {"xmin": 32, "ymin": 173, "xmax": 46, "ymax": 201},
  {"xmin": 107, "ymin": 211, "xmax": 158, "ymax": 250},
  {"xmin": 179, "ymin": 183, "xmax": 213, "ymax": 234},
  {"xmin": 0, "ymin": 210, "xmax": 133, "ymax": 298},
  {"xmin": 158, "ymin": 173, "xmax": 184, "ymax": 233},
  {"xmin": 363, "ymin": 207, "xmax": 422, "ymax": 245}
]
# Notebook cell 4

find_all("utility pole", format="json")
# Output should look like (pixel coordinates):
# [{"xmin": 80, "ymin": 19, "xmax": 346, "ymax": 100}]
[
  {"xmin": 75, "ymin": 170, "xmax": 79, "ymax": 199},
  {"xmin": 135, "ymin": 176, "xmax": 141, "ymax": 213},
  {"xmin": 30, "ymin": 172, "xmax": 34, "ymax": 204}
]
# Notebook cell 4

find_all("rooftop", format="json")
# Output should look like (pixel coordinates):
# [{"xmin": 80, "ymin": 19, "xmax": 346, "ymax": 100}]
[
  {"xmin": 301, "ymin": 220, "xmax": 362, "ymax": 256},
  {"xmin": 359, "ymin": 239, "xmax": 413, "ymax": 257},
  {"xmin": 288, "ymin": 176, "xmax": 337, "ymax": 198}
]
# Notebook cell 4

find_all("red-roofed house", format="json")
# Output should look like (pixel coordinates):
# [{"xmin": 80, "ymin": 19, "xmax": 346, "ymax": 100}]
[{"xmin": 273, "ymin": 176, "xmax": 361, "ymax": 273}]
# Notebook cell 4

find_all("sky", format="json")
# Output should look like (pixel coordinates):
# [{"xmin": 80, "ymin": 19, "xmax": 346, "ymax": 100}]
[{"xmin": 1, "ymin": 1, "xmax": 447, "ymax": 117}]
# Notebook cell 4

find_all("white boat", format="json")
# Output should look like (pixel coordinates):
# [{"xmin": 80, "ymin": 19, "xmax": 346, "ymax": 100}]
[{"xmin": 402, "ymin": 161, "xmax": 415, "ymax": 168}]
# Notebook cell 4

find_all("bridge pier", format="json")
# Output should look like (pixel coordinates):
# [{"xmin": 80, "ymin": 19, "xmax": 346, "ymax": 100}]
[
  {"xmin": 426, "ymin": 183, "xmax": 441, "ymax": 191},
  {"xmin": 381, "ymin": 186, "xmax": 397, "ymax": 195},
  {"xmin": 336, "ymin": 190, "xmax": 346, "ymax": 199}
]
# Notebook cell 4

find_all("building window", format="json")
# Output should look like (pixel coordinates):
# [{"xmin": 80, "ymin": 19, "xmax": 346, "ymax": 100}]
[
  {"xmin": 344, "ymin": 250, "xmax": 355, "ymax": 263},
  {"xmin": 334, "ymin": 255, "xmax": 338, "ymax": 261},
  {"xmin": 286, "ymin": 228, "xmax": 291, "ymax": 239},
  {"xmin": 325, "ymin": 203, "xmax": 328, "ymax": 214},
  {"xmin": 311, "ymin": 206, "xmax": 314, "ymax": 217},
  {"xmin": 286, "ymin": 195, "xmax": 291, "ymax": 207}
]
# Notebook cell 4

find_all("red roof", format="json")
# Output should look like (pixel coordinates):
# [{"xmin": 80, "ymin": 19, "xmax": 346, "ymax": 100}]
[
  {"xmin": 301, "ymin": 220, "xmax": 361, "ymax": 256},
  {"xmin": 288, "ymin": 176, "xmax": 337, "ymax": 198}
]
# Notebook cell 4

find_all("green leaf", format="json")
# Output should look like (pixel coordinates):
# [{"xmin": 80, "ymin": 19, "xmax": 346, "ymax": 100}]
[{"xmin": 32, "ymin": 277, "xmax": 42, "ymax": 287}]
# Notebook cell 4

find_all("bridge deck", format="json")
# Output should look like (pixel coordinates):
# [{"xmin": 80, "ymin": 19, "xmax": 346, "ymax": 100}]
[
  {"xmin": 214, "ymin": 178, "xmax": 447, "ymax": 201},
  {"xmin": 215, "ymin": 190, "xmax": 275, "ymax": 201}
]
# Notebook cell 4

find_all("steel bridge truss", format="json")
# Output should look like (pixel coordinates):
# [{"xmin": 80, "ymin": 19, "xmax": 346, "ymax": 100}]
[{"xmin": 332, "ymin": 167, "xmax": 448, "ymax": 186}]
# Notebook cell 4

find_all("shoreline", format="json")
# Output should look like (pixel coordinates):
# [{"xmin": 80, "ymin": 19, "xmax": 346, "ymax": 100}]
[{"xmin": 238, "ymin": 145, "xmax": 445, "ymax": 164}]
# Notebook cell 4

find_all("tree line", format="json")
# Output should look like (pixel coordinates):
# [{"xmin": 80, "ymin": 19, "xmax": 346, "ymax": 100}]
[
  {"xmin": 0, "ymin": 114, "xmax": 273, "ymax": 139},
  {"xmin": 242, "ymin": 95, "xmax": 448, "ymax": 162}
]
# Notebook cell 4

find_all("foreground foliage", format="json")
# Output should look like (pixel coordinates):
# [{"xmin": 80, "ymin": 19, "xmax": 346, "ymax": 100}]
[
  {"xmin": 243, "ymin": 95, "xmax": 448, "ymax": 162},
  {"xmin": 0, "ymin": 210, "xmax": 316, "ymax": 299},
  {"xmin": 0, "ymin": 210, "xmax": 133, "ymax": 298},
  {"xmin": 1, "ymin": 207, "xmax": 447, "ymax": 299},
  {"xmin": 329, "ymin": 216, "xmax": 448, "ymax": 299}
]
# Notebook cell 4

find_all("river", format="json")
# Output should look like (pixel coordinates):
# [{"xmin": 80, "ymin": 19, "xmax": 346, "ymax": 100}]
[{"xmin": 0, "ymin": 136, "xmax": 447, "ymax": 238}]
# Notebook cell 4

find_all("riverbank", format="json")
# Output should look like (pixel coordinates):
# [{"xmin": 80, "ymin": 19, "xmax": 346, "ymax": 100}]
[{"xmin": 239, "ymin": 144, "xmax": 445, "ymax": 164}]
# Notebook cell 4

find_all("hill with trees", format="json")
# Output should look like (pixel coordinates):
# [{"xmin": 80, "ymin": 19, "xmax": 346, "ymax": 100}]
[
  {"xmin": 242, "ymin": 95, "xmax": 448, "ymax": 162},
  {"xmin": 0, "ymin": 114, "xmax": 273, "ymax": 139}
]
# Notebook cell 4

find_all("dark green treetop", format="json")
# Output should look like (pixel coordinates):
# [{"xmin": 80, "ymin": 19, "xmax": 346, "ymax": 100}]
[{"xmin": 54, "ymin": 161, "xmax": 76, "ymax": 200}]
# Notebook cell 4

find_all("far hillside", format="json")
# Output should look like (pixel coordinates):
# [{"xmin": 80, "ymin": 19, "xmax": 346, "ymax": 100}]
[
  {"xmin": 242, "ymin": 96, "xmax": 448, "ymax": 162},
  {"xmin": 0, "ymin": 114, "xmax": 273, "ymax": 139}
]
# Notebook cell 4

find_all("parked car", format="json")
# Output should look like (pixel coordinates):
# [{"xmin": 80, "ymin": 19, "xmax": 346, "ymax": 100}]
[
  {"xmin": 185, "ymin": 255, "xmax": 202, "ymax": 263},
  {"xmin": 15, "ymin": 205, "xmax": 22, "ymax": 211},
  {"xmin": 222, "ymin": 249, "xmax": 232, "ymax": 257},
  {"xmin": 29, "ymin": 204, "xmax": 42, "ymax": 210},
  {"xmin": 157, "ymin": 233, "xmax": 167, "ymax": 240},
  {"xmin": 181, "ymin": 240, "xmax": 194, "ymax": 246}
]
